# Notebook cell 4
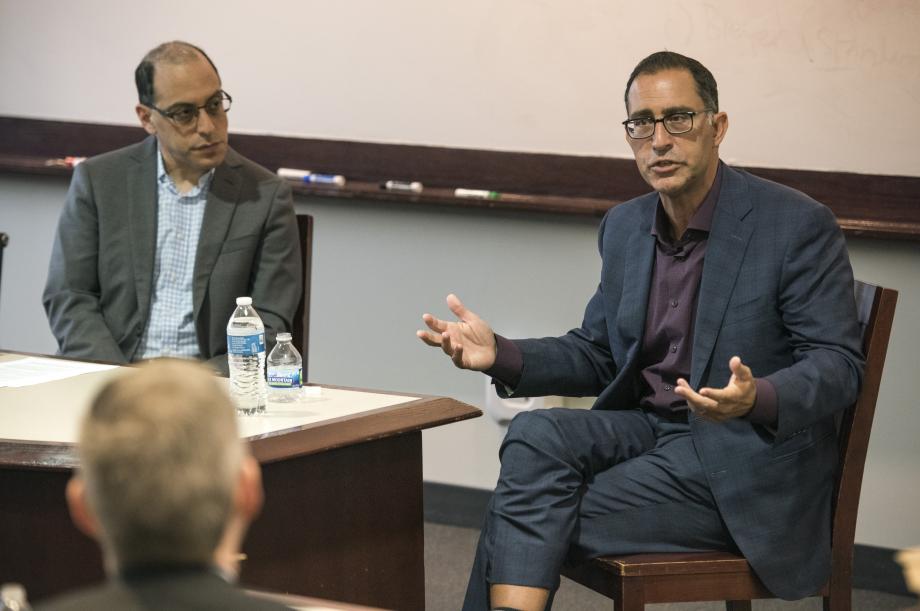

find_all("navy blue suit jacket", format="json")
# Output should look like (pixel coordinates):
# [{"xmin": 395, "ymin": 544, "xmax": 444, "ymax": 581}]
[{"xmin": 511, "ymin": 164, "xmax": 864, "ymax": 599}]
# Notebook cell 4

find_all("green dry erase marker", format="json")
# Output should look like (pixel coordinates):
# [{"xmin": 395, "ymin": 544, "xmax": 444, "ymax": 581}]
[{"xmin": 454, "ymin": 188, "xmax": 501, "ymax": 200}]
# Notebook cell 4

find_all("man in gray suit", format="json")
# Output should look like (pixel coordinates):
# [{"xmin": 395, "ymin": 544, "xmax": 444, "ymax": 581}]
[
  {"xmin": 418, "ymin": 51, "xmax": 863, "ymax": 611},
  {"xmin": 36, "ymin": 359, "xmax": 289, "ymax": 610},
  {"xmin": 43, "ymin": 41, "xmax": 301, "ymax": 372}
]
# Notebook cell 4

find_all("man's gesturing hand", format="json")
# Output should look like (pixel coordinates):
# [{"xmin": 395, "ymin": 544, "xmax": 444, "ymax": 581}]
[
  {"xmin": 675, "ymin": 356, "xmax": 757, "ymax": 422},
  {"xmin": 417, "ymin": 294, "xmax": 497, "ymax": 371}
]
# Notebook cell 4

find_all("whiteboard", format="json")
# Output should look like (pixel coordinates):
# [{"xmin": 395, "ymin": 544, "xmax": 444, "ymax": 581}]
[{"xmin": 1, "ymin": 0, "xmax": 918, "ymax": 177}]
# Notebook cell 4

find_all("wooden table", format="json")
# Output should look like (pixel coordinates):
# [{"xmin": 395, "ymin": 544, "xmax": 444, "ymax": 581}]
[
  {"xmin": 248, "ymin": 587, "xmax": 387, "ymax": 610},
  {"xmin": 0, "ymin": 353, "xmax": 480, "ymax": 610}
]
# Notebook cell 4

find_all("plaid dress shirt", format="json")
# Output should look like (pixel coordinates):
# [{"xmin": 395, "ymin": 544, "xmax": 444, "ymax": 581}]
[{"xmin": 136, "ymin": 150, "xmax": 213, "ymax": 359}]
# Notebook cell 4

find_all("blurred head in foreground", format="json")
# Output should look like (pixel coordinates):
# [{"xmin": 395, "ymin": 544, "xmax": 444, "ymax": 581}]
[{"xmin": 66, "ymin": 359, "xmax": 262, "ymax": 577}]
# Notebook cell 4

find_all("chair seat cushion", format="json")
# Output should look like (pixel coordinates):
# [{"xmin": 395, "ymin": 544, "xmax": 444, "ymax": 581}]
[{"xmin": 593, "ymin": 551, "xmax": 753, "ymax": 577}]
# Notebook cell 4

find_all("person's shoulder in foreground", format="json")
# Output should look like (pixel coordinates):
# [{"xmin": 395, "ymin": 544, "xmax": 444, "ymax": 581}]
[{"xmin": 36, "ymin": 567, "xmax": 289, "ymax": 611}]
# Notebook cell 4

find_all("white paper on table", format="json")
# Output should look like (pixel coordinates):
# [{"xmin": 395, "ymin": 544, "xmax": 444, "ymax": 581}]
[{"xmin": 0, "ymin": 357, "xmax": 117, "ymax": 388}]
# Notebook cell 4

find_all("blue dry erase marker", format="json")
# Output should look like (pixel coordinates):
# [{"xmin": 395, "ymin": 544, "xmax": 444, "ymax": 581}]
[
  {"xmin": 305, "ymin": 173, "xmax": 346, "ymax": 187},
  {"xmin": 277, "ymin": 168, "xmax": 346, "ymax": 187},
  {"xmin": 454, "ymin": 188, "xmax": 501, "ymax": 200}
]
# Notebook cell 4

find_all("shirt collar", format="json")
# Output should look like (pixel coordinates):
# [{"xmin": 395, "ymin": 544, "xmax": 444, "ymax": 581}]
[
  {"xmin": 156, "ymin": 144, "xmax": 215, "ymax": 197},
  {"xmin": 651, "ymin": 160, "xmax": 723, "ymax": 243},
  {"xmin": 118, "ymin": 562, "xmax": 235, "ymax": 584}
]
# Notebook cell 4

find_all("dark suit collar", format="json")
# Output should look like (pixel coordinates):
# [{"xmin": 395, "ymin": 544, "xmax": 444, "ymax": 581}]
[
  {"xmin": 706, "ymin": 163, "xmax": 753, "ymax": 222},
  {"xmin": 115, "ymin": 563, "xmax": 239, "ymax": 596},
  {"xmin": 127, "ymin": 134, "xmax": 157, "ymax": 163},
  {"xmin": 127, "ymin": 136, "xmax": 159, "ymax": 336},
  {"xmin": 617, "ymin": 194, "xmax": 658, "ymax": 354},
  {"xmin": 690, "ymin": 164, "xmax": 755, "ymax": 387},
  {"xmin": 119, "ymin": 562, "xmax": 214, "ymax": 581},
  {"xmin": 192, "ymin": 149, "xmax": 243, "ymax": 322}
]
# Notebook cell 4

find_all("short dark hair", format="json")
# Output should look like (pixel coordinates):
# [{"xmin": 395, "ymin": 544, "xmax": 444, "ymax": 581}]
[
  {"xmin": 135, "ymin": 41, "xmax": 220, "ymax": 107},
  {"xmin": 624, "ymin": 51, "xmax": 718, "ymax": 113}
]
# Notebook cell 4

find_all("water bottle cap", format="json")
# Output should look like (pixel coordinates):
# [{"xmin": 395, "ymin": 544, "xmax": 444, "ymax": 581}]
[
  {"xmin": 236, "ymin": 296, "xmax": 253, "ymax": 306},
  {"xmin": 276, "ymin": 332, "xmax": 292, "ymax": 342}
]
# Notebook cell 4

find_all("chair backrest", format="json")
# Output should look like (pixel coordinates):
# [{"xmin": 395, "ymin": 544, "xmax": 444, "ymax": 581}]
[
  {"xmin": 292, "ymin": 214, "xmax": 313, "ymax": 380},
  {"xmin": 0, "ymin": 232, "xmax": 7, "ymax": 311},
  {"xmin": 830, "ymin": 280, "xmax": 898, "ymax": 572}
]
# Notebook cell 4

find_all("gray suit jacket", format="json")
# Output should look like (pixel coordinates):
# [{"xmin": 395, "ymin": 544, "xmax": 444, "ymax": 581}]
[
  {"xmin": 35, "ymin": 567, "xmax": 291, "ymax": 611},
  {"xmin": 43, "ymin": 136, "xmax": 302, "ymax": 371},
  {"xmin": 511, "ymin": 164, "xmax": 864, "ymax": 599}
]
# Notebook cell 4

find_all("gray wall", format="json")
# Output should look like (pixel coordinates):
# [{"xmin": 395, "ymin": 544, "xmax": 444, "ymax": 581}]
[{"xmin": 2, "ymin": 173, "xmax": 918, "ymax": 550}]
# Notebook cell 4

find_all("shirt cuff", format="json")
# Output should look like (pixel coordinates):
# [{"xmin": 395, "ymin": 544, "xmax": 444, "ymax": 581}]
[
  {"xmin": 484, "ymin": 334, "xmax": 523, "ymax": 392},
  {"xmin": 745, "ymin": 377, "xmax": 778, "ymax": 427}
]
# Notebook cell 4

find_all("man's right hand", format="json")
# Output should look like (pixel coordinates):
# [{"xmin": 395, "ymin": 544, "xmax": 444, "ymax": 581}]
[{"xmin": 417, "ymin": 294, "xmax": 497, "ymax": 371}]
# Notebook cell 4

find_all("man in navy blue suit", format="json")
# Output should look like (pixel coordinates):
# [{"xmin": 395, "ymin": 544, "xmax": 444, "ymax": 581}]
[{"xmin": 418, "ymin": 51, "xmax": 863, "ymax": 611}]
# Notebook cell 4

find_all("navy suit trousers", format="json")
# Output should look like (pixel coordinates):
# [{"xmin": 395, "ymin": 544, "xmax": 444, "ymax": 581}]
[{"xmin": 463, "ymin": 407, "xmax": 737, "ymax": 611}]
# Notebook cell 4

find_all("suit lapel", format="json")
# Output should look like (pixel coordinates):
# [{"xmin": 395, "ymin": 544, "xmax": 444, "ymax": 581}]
[
  {"xmin": 617, "ymin": 203, "xmax": 657, "ymax": 356},
  {"xmin": 690, "ymin": 167, "xmax": 754, "ymax": 387},
  {"xmin": 128, "ymin": 137, "xmax": 159, "ymax": 320},
  {"xmin": 193, "ymin": 151, "xmax": 242, "ymax": 318}
]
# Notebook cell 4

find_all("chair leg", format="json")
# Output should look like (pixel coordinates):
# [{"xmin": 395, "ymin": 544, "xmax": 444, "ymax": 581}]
[
  {"xmin": 726, "ymin": 601, "xmax": 752, "ymax": 611},
  {"xmin": 823, "ymin": 589, "xmax": 852, "ymax": 611},
  {"xmin": 613, "ymin": 577, "xmax": 644, "ymax": 611}
]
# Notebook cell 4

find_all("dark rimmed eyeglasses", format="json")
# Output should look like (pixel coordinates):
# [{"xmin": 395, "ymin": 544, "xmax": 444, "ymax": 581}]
[
  {"xmin": 622, "ymin": 110, "xmax": 712, "ymax": 139},
  {"xmin": 148, "ymin": 90, "xmax": 232, "ymax": 127}
]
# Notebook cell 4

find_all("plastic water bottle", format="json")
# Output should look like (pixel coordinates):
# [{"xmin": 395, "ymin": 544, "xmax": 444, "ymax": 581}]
[
  {"xmin": 267, "ymin": 332, "xmax": 303, "ymax": 403},
  {"xmin": 227, "ymin": 296, "xmax": 266, "ymax": 415},
  {"xmin": 0, "ymin": 583, "xmax": 32, "ymax": 611}
]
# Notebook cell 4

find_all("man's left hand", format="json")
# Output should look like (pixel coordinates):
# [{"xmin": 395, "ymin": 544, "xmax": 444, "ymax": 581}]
[{"xmin": 675, "ymin": 356, "xmax": 756, "ymax": 422}]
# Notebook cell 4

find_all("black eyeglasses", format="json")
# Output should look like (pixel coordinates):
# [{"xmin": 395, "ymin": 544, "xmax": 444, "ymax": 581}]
[
  {"xmin": 622, "ymin": 110, "xmax": 711, "ymax": 139},
  {"xmin": 149, "ymin": 90, "xmax": 232, "ymax": 127}
]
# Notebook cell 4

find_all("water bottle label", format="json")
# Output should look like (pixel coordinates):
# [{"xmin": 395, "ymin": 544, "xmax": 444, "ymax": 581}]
[
  {"xmin": 227, "ymin": 333, "xmax": 265, "ymax": 356},
  {"xmin": 268, "ymin": 367, "xmax": 302, "ymax": 389}
]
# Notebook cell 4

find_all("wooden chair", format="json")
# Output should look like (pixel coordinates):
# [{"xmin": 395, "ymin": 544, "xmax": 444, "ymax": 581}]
[
  {"xmin": 562, "ymin": 280, "xmax": 899, "ymax": 611},
  {"xmin": 0, "ymin": 232, "xmax": 8, "ymax": 306},
  {"xmin": 292, "ymin": 213, "xmax": 313, "ymax": 380}
]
